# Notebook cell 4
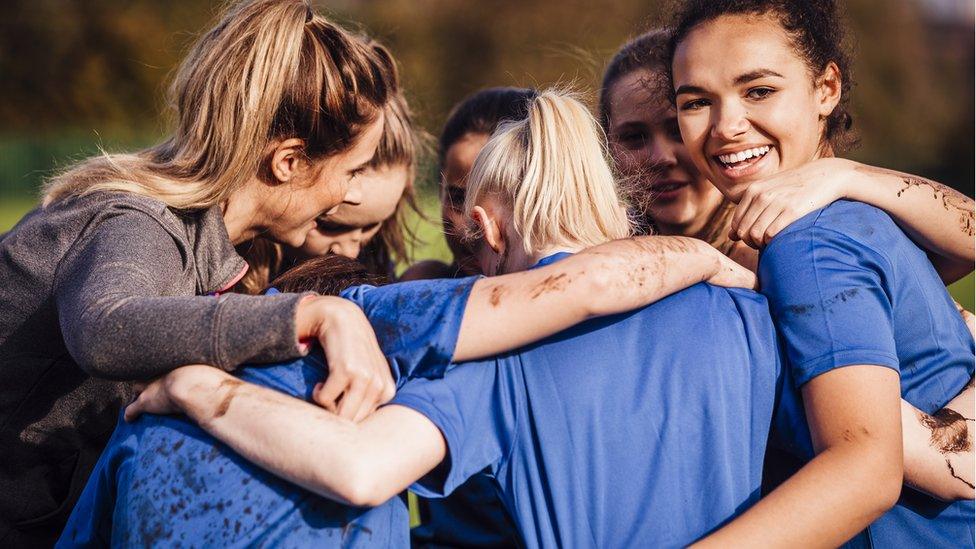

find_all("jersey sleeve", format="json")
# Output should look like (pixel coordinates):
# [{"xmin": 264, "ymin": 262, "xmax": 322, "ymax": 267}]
[
  {"xmin": 759, "ymin": 225, "xmax": 899, "ymax": 388},
  {"xmin": 341, "ymin": 277, "xmax": 480, "ymax": 382},
  {"xmin": 388, "ymin": 357, "xmax": 518, "ymax": 498}
]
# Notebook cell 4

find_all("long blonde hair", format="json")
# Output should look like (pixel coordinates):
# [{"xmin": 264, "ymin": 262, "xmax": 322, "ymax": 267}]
[
  {"xmin": 43, "ymin": 0, "xmax": 395, "ymax": 210},
  {"xmin": 463, "ymin": 89, "xmax": 632, "ymax": 254}
]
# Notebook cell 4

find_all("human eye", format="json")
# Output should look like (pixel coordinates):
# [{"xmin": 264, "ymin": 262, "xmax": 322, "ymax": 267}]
[
  {"xmin": 664, "ymin": 119, "xmax": 682, "ymax": 141},
  {"xmin": 678, "ymin": 97, "xmax": 709, "ymax": 111},
  {"xmin": 616, "ymin": 131, "xmax": 647, "ymax": 149},
  {"xmin": 745, "ymin": 87, "xmax": 776, "ymax": 100}
]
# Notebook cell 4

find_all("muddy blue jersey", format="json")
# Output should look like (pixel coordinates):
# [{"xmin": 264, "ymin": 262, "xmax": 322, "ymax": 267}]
[{"xmin": 761, "ymin": 200, "xmax": 975, "ymax": 548}]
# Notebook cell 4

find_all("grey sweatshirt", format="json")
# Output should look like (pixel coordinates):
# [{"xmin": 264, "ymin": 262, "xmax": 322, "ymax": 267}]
[{"xmin": 0, "ymin": 192, "xmax": 309, "ymax": 546}]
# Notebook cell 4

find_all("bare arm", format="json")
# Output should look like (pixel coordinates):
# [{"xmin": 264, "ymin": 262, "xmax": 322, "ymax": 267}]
[
  {"xmin": 126, "ymin": 365, "xmax": 443, "ymax": 507},
  {"xmin": 902, "ymin": 379, "xmax": 975, "ymax": 501},
  {"xmin": 695, "ymin": 366, "xmax": 904, "ymax": 548},
  {"xmin": 454, "ymin": 235, "xmax": 755, "ymax": 361},
  {"xmin": 730, "ymin": 158, "xmax": 975, "ymax": 283}
]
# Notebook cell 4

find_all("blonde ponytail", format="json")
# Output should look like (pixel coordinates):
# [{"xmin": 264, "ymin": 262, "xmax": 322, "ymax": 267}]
[
  {"xmin": 44, "ymin": 0, "xmax": 394, "ymax": 210},
  {"xmin": 464, "ymin": 89, "xmax": 631, "ymax": 254}
]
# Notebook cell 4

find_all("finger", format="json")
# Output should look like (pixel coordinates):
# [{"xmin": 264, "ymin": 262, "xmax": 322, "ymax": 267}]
[
  {"xmin": 124, "ymin": 399, "xmax": 144, "ymax": 423},
  {"xmin": 730, "ymin": 186, "xmax": 758, "ymax": 233},
  {"xmin": 315, "ymin": 373, "xmax": 347, "ymax": 412},
  {"xmin": 733, "ymin": 197, "xmax": 772, "ymax": 247},
  {"xmin": 353, "ymin": 380, "xmax": 382, "ymax": 423},
  {"xmin": 337, "ymin": 380, "xmax": 367, "ymax": 421},
  {"xmin": 762, "ymin": 210, "xmax": 794, "ymax": 247},
  {"xmin": 745, "ymin": 202, "xmax": 785, "ymax": 250}
]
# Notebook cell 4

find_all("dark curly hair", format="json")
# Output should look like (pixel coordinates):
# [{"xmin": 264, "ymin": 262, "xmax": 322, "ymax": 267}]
[{"xmin": 665, "ymin": 0, "xmax": 857, "ymax": 152}]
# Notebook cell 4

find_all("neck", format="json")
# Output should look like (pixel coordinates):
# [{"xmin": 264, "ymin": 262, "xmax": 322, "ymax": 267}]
[
  {"xmin": 526, "ymin": 243, "xmax": 582, "ymax": 267},
  {"xmin": 221, "ymin": 180, "xmax": 263, "ymax": 244}
]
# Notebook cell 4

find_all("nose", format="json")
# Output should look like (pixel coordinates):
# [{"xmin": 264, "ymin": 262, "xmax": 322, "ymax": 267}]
[
  {"xmin": 331, "ymin": 232, "xmax": 362, "ymax": 259},
  {"xmin": 648, "ymin": 133, "xmax": 678, "ymax": 169},
  {"xmin": 343, "ymin": 177, "xmax": 363, "ymax": 206},
  {"xmin": 710, "ymin": 103, "xmax": 750, "ymax": 141}
]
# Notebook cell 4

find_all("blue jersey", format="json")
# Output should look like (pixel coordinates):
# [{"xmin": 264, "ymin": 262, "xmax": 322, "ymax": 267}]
[
  {"xmin": 761, "ymin": 200, "xmax": 975, "ymax": 548},
  {"xmin": 58, "ymin": 278, "xmax": 478, "ymax": 548},
  {"xmin": 391, "ymin": 254, "xmax": 785, "ymax": 548}
]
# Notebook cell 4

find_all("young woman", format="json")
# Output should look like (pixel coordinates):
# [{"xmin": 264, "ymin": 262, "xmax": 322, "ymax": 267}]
[
  {"xmin": 124, "ymin": 89, "xmax": 783, "ymax": 547},
  {"xmin": 602, "ymin": 27, "xmax": 975, "ymax": 503},
  {"xmin": 401, "ymin": 87, "xmax": 538, "ymax": 281},
  {"xmin": 666, "ymin": 0, "xmax": 974, "ymax": 546},
  {"xmin": 0, "ymin": 1, "xmax": 401, "ymax": 544},
  {"xmin": 400, "ymin": 86, "xmax": 541, "ymax": 548},
  {"xmin": 236, "ymin": 86, "xmax": 422, "ymax": 293}
]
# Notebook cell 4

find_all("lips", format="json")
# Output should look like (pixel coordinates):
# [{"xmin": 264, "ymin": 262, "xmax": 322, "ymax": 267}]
[
  {"xmin": 649, "ymin": 179, "xmax": 691, "ymax": 200},
  {"xmin": 711, "ymin": 145, "xmax": 773, "ymax": 181}
]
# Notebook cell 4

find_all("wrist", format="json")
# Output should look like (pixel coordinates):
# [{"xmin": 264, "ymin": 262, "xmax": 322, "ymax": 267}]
[{"xmin": 166, "ymin": 365, "xmax": 228, "ymax": 420}]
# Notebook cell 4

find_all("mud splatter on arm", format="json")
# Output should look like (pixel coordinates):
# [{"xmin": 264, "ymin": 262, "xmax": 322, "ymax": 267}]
[
  {"xmin": 902, "ymin": 378, "xmax": 975, "ymax": 500},
  {"xmin": 850, "ymin": 165, "xmax": 974, "ymax": 283}
]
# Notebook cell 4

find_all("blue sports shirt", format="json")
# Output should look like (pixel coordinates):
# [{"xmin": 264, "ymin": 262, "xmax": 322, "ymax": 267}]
[
  {"xmin": 391, "ymin": 254, "xmax": 785, "ymax": 548},
  {"xmin": 761, "ymin": 200, "xmax": 975, "ymax": 548},
  {"xmin": 57, "ymin": 277, "xmax": 478, "ymax": 548}
]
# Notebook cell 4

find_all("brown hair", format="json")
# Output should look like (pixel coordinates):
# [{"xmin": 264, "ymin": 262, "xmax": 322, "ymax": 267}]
[
  {"xmin": 44, "ymin": 0, "xmax": 395, "ymax": 209},
  {"xmin": 237, "ymin": 63, "xmax": 423, "ymax": 292},
  {"xmin": 271, "ymin": 254, "xmax": 389, "ymax": 296}
]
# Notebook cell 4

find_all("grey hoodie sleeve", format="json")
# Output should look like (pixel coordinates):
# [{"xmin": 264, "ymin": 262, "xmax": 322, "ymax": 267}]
[{"xmin": 54, "ymin": 210, "xmax": 310, "ymax": 380}]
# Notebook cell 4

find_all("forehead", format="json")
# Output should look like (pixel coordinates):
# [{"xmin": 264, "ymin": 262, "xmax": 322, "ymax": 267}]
[
  {"xmin": 609, "ymin": 69, "xmax": 670, "ymax": 124},
  {"xmin": 672, "ymin": 13, "xmax": 804, "ymax": 88},
  {"xmin": 443, "ymin": 132, "xmax": 489, "ymax": 187}
]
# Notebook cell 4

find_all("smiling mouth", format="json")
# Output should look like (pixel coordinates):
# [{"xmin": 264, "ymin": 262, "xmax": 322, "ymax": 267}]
[{"xmin": 715, "ymin": 145, "xmax": 771, "ymax": 169}]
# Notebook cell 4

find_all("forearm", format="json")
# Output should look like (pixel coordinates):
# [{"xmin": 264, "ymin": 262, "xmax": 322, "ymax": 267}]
[
  {"xmin": 63, "ymin": 292, "xmax": 307, "ymax": 379},
  {"xmin": 902, "ymin": 382, "xmax": 975, "ymax": 500},
  {"xmin": 695, "ymin": 442, "xmax": 901, "ymax": 548},
  {"xmin": 848, "ymin": 163, "xmax": 975, "ymax": 282},
  {"xmin": 168, "ymin": 368, "xmax": 377, "ymax": 505},
  {"xmin": 455, "ymin": 236, "xmax": 741, "ymax": 361}
]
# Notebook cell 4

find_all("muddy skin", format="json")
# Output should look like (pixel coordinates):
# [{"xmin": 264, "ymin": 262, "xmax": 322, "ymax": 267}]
[
  {"xmin": 946, "ymin": 458, "xmax": 976, "ymax": 490},
  {"xmin": 529, "ymin": 273, "xmax": 570, "ymax": 299},
  {"xmin": 920, "ymin": 407, "xmax": 974, "ymax": 454},
  {"xmin": 855, "ymin": 165, "xmax": 975, "ymax": 237},
  {"xmin": 488, "ymin": 284, "xmax": 507, "ymax": 307},
  {"xmin": 213, "ymin": 379, "xmax": 244, "ymax": 419}
]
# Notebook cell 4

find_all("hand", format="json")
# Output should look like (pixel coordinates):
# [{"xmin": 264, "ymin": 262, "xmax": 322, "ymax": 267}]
[
  {"xmin": 124, "ymin": 364, "xmax": 222, "ymax": 422},
  {"xmin": 730, "ymin": 158, "xmax": 856, "ymax": 249},
  {"xmin": 296, "ymin": 296, "xmax": 395, "ymax": 422},
  {"xmin": 706, "ymin": 248, "xmax": 759, "ymax": 290}
]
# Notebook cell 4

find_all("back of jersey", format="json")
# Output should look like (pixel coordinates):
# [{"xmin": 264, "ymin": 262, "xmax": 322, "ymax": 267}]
[{"xmin": 501, "ymin": 282, "xmax": 781, "ymax": 547}]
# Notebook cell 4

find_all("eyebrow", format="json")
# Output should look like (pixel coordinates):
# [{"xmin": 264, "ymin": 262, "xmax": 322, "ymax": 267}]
[
  {"xmin": 733, "ymin": 69, "xmax": 784, "ymax": 85},
  {"xmin": 675, "ymin": 69, "xmax": 785, "ymax": 96}
]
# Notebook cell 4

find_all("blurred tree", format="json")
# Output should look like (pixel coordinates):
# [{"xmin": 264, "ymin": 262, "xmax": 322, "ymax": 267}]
[{"xmin": 0, "ymin": 0, "xmax": 971, "ymax": 196}]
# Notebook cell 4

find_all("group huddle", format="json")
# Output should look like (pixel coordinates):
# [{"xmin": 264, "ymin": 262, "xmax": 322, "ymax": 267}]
[{"xmin": 0, "ymin": 0, "xmax": 973, "ymax": 547}]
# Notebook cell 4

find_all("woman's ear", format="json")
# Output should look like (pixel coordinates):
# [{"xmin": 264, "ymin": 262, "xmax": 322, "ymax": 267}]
[
  {"xmin": 471, "ymin": 205, "xmax": 506, "ymax": 255},
  {"xmin": 268, "ymin": 138, "xmax": 307, "ymax": 184},
  {"xmin": 815, "ymin": 62, "xmax": 843, "ymax": 118}
]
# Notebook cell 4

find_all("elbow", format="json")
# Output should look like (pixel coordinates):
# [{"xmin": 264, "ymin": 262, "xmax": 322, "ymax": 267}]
[
  {"xmin": 324, "ymin": 455, "xmax": 395, "ymax": 508},
  {"xmin": 864, "ymin": 446, "xmax": 904, "ymax": 516}
]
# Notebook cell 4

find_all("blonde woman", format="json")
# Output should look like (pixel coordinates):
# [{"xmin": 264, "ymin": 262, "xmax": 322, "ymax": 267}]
[
  {"xmin": 0, "ymin": 1, "xmax": 405, "ymax": 543},
  {"xmin": 126, "ymin": 90, "xmax": 784, "ymax": 547}
]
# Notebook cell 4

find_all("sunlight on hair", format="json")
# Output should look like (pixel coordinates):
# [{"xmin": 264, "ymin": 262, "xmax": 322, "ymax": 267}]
[{"xmin": 463, "ymin": 88, "xmax": 632, "ymax": 254}]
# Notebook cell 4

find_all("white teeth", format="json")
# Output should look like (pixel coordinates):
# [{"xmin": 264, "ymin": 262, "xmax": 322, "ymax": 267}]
[{"xmin": 717, "ymin": 146, "xmax": 770, "ymax": 166}]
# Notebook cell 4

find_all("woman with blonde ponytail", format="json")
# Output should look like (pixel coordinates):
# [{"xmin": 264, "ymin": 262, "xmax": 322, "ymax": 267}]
[
  {"xmin": 0, "ymin": 1, "xmax": 399, "ymax": 544},
  {"xmin": 121, "ymin": 89, "xmax": 778, "ymax": 546}
]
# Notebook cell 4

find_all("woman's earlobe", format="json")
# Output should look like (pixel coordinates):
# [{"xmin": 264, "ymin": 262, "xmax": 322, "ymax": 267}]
[
  {"xmin": 269, "ymin": 138, "xmax": 307, "ymax": 184},
  {"xmin": 471, "ymin": 206, "xmax": 504, "ymax": 254},
  {"xmin": 817, "ymin": 62, "xmax": 843, "ymax": 116}
]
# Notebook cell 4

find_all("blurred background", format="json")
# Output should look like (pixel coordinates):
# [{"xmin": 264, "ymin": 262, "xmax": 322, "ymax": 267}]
[{"xmin": 0, "ymin": 0, "xmax": 972, "ymax": 305}]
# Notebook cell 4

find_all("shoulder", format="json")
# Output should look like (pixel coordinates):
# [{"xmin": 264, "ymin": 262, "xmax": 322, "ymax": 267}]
[{"xmin": 762, "ymin": 201, "xmax": 896, "ymax": 272}]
